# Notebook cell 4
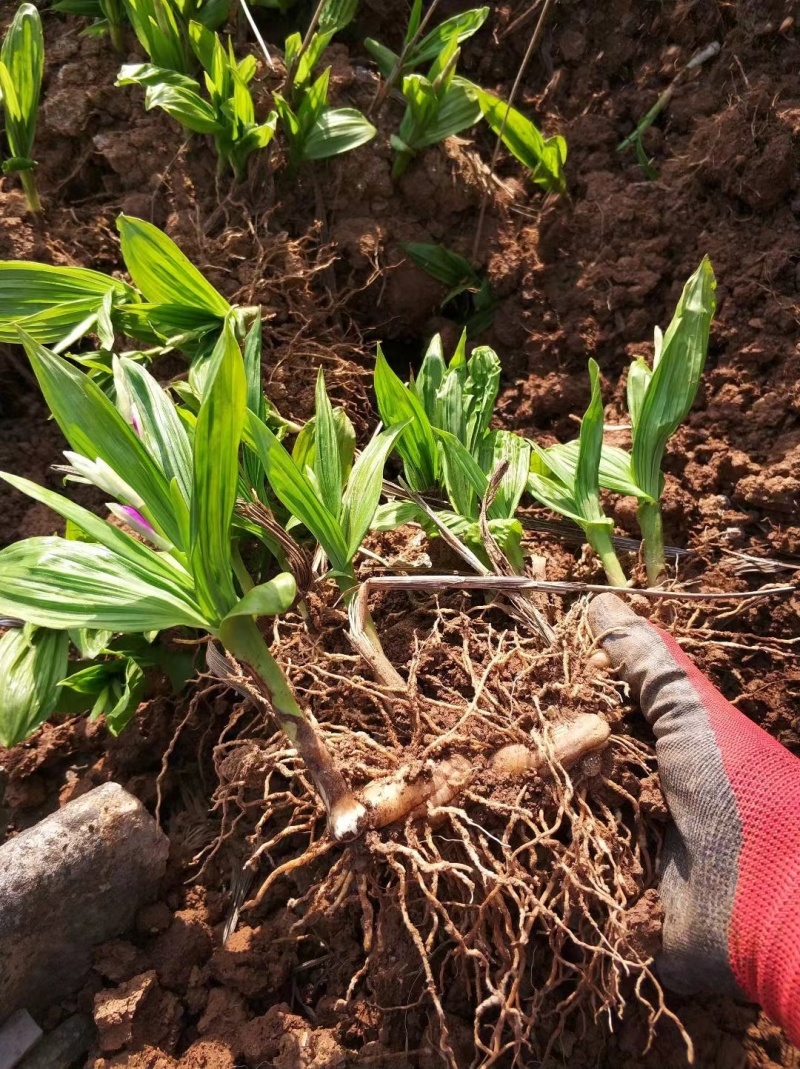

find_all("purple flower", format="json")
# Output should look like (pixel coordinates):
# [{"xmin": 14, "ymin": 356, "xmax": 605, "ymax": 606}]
[{"xmin": 107, "ymin": 503, "xmax": 172, "ymax": 551}]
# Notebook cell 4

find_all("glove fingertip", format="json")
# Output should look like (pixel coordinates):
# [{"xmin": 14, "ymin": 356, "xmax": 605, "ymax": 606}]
[{"xmin": 587, "ymin": 592, "xmax": 642, "ymax": 639}]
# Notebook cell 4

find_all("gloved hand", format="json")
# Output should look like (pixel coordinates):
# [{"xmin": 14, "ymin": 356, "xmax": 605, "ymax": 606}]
[{"xmin": 588, "ymin": 593, "xmax": 800, "ymax": 1045}]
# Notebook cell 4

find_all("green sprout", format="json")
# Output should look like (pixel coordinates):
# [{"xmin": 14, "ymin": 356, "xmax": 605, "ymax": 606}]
[
  {"xmin": 0, "ymin": 3, "xmax": 44, "ymax": 213},
  {"xmin": 0, "ymin": 625, "xmax": 69, "ymax": 748},
  {"xmin": 274, "ymin": 67, "xmax": 376, "ymax": 169},
  {"xmin": 117, "ymin": 22, "xmax": 278, "ymax": 178},
  {"xmin": 527, "ymin": 360, "xmax": 626, "ymax": 587},
  {"xmin": 389, "ymin": 37, "xmax": 481, "ymax": 179},
  {"xmin": 0, "ymin": 215, "xmax": 255, "ymax": 380},
  {"xmin": 52, "ymin": 0, "xmax": 127, "ymax": 51},
  {"xmin": 525, "ymin": 258, "xmax": 716, "ymax": 586}
]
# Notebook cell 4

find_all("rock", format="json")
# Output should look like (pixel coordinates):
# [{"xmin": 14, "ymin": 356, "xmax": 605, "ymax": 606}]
[
  {"xmin": 0, "ymin": 783, "xmax": 169, "ymax": 1019},
  {"xmin": 0, "ymin": 1009, "xmax": 41, "ymax": 1069},
  {"xmin": 16, "ymin": 1013, "xmax": 93, "ymax": 1069}
]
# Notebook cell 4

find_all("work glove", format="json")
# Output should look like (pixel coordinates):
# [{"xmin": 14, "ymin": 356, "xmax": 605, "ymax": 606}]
[{"xmin": 588, "ymin": 593, "xmax": 800, "ymax": 1045}]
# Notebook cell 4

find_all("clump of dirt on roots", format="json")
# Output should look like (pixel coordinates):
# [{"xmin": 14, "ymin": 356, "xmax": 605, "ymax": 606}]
[{"xmin": 196, "ymin": 595, "xmax": 683, "ymax": 1067}]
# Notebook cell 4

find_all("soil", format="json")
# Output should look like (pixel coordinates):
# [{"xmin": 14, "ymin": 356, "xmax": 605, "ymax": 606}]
[{"xmin": 1, "ymin": 1, "xmax": 799, "ymax": 1067}]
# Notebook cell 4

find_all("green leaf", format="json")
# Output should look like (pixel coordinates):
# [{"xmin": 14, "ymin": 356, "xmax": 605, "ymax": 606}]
[
  {"xmin": 545, "ymin": 439, "xmax": 645, "ymax": 500},
  {"xmin": 371, "ymin": 499, "xmax": 422, "ymax": 531},
  {"xmin": 410, "ymin": 7, "xmax": 489, "ymax": 67},
  {"xmin": 0, "ymin": 3, "xmax": 43, "ymax": 158},
  {"xmin": 416, "ymin": 80, "xmax": 480, "ymax": 146},
  {"xmin": 341, "ymin": 422, "xmax": 408, "ymax": 560},
  {"xmin": 463, "ymin": 344, "xmax": 500, "ymax": 453},
  {"xmin": 302, "ymin": 107, "xmax": 377, "ymax": 160},
  {"xmin": 116, "ymin": 62, "xmax": 200, "ymax": 90},
  {"xmin": 374, "ymin": 344, "xmax": 438, "ymax": 491},
  {"xmin": 413, "ymin": 333, "xmax": 446, "ymax": 416},
  {"xmin": 69, "ymin": 627, "xmax": 115, "ymax": 659},
  {"xmin": 22, "ymin": 332, "xmax": 182, "ymax": 546},
  {"xmin": 189, "ymin": 320, "xmax": 245, "ymax": 620},
  {"xmin": 317, "ymin": 0, "xmax": 358, "ymax": 35},
  {"xmin": 573, "ymin": 359, "xmax": 609, "ymax": 528},
  {"xmin": 434, "ymin": 426, "xmax": 486, "ymax": 519},
  {"xmin": 472, "ymin": 86, "xmax": 566, "ymax": 193},
  {"xmin": 220, "ymin": 572, "xmax": 296, "ymax": 622},
  {"xmin": 0, "ymin": 625, "xmax": 69, "ymax": 747},
  {"xmin": 312, "ymin": 369, "xmax": 344, "ymax": 517},
  {"xmin": 363, "ymin": 37, "xmax": 397, "ymax": 80},
  {"xmin": 113, "ymin": 356, "xmax": 193, "ymax": 504},
  {"xmin": 0, "ymin": 472, "xmax": 196, "ymax": 594},
  {"xmin": 402, "ymin": 243, "xmax": 480, "ymax": 290},
  {"xmin": 0, "ymin": 537, "xmax": 207, "ymax": 631},
  {"xmin": 486, "ymin": 429, "xmax": 530, "ymax": 519},
  {"xmin": 0, "ymin": 262, "xmax": 135, "ymax": 345},
  {"xmin": 626, "ymin": 357, "xmax": 652, "ymax": 433},
  {"xmin": 244, "ymin": 412, "xmax": 350, "ymax": 573},
  {"xmin": 117, "ymin": 215, "xmax": 231, "ymax": 317},
  {"xmin": 630, "ymin": 257, "xmax": 716, "ymax": 501}
]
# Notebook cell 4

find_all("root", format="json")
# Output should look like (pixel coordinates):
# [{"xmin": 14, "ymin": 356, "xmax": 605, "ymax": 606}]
[{"xmin": 205, "ymin": 598, "xmax": 689, "ymax": 1067}]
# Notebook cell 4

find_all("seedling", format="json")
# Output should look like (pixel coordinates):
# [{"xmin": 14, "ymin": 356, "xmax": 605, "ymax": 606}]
[
  {"xmin": 373, "ymin": 334, "xmax": 529, "ymax": 571},
  {"xmin": 118, "ymin": 21, "xmax": 278, "ymax": 178},
  {"xmin": 273, "ymin": 67, "xmax": 376, "ymax": 169},
  {"xmin": 470, "ymin": 85, "xmax": 567, "ymax": 193},
  {"xmin": 527, "ymin": 360, "xmax": 627, "ymax": 587},
  {"xmin": 0, "ymin": 3, "xmax": 44, "ymax": 213},
  {"xmin": 244, "ymin": 367, "xmax": 407, "ymax": 687},
  {"xmin": 610, "ymin": 257, "xmax": 716, "ymax": 583},
  {"xmin": 389, "ymin": 37, "xmax": 481, "ymax": 178},
  {"xmin": 402, "ymin": 242, "xmax": 496, "ymax": 335},
  {"xmin": 53, "ymin": 0, "xmax": 127, "ymax": 51},
  {"xmin": 365, "ymin": 2, "xmax": 488, "ymax": 100},
  {"xmin": 0, "ymin": 622, "xmax": 194, "ymax": 746},
  {"xmin": 52, "ymin": 0, "xmax": 229, "ymax": 52},
  {"xmin": 0, "ymin": 215, "xmax": 254, "ymax": 377},
  {"xmin": 283, "ymin": 0, "xmax": 359, "ymax": 100}
]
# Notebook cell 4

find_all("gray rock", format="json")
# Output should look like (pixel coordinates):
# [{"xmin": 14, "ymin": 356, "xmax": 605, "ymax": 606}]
[
  {"xmin": 0, "ymin": 1009, "xmax": 41, "ymax": 1069},
  {"xmin": 16, "ymin": 1014, "xmax": 94, "ymax": 1069},
  {"xmin": 0, "ymin": 783, "xmax": 169, "ymax": 1019}
]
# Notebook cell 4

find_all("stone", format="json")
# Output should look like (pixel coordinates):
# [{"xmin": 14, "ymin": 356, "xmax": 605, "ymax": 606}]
[
  {"xmin": 0, "ymin": 1009, "xmax": 41, "ymax": 1069},
  {"xmin": 16, "ymin": 1014, "xmax": 93, "ymax": 1069},
  {"xmin": 0, "ymin": 783, "xmax": 169, "ymax": 1019}
]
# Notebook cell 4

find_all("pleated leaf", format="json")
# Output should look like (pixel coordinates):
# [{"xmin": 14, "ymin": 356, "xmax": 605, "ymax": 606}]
[
  {"xmin": 189, "ymin": 321, "xmax": 245, "ymax": 621},
  {"xmin": 117, "ymin": 215, "xmax": 231, "ymax": 317},
  {"xmin": 0, "ymin": 3, "xmax": 43, "ymax": 158},
  {"xmin": 22, "ymin": 333, "xmax": 181, "ymax": 546},
  {"xmin": 113, "ymin": 356, "xmax": 193, "ymax": 505},
  {"xmin": 0, "ymin": 538, "xmax": 208, "ymax": 631},
  {"xmin": 0, "ymin": 262, "xmax": 134, "ymax": 344},
  {"xmin": 374, "ymin": 345, "xmax": 438, "ymax": 490},
  {"xmin": 631, "ymin": 257, "xmax": 716, "ymax": 501},
  {"xmin": 341, "ymin": 422, "xmax": 408, "ymax": 560},
  {"xmin": 0, "ymin": 625, "xmax": 69, "ymax": 748},
  {"xmin": 0, "ymin": 472, "xmax": 196, "ymax": 595},
  {"xmin": 313, "ymin": 368, "xmax": 344, "ymax": 517},
  {"xmin": 302, "ymin": 108, "xmax": 377, "ymax": 160},
  {"xmin": 244, "ymin": 412, "xmax": 350, "ymax": 573},
  {"xmin": 473, "ymin": 87, "xmax": 566, "ymax": 193}
]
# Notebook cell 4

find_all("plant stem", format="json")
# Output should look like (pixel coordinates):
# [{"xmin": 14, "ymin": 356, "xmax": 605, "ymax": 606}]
[
  {"xmin": 108, "ymin": 6, "xmax": 125, "ymax": 52},
  {"xmin": 588, "ymin": 527, "xmax": 627, "ymax": 588},
  {"xmin": 636, "ymin": 500, "xmax": 666, "ymax": 586},
  {"xmin": 337, "ymin": 574, "xmax": 406, "ymax": 691},
  {"xmin": 19, "ymin": 171, "xmax": 41, "ymax": 214},
  {"xmin": 219, "ymin": 614, "xmax": 364, "ymax": 837}
]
